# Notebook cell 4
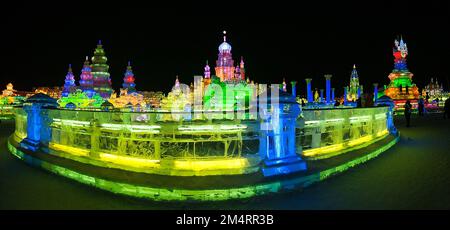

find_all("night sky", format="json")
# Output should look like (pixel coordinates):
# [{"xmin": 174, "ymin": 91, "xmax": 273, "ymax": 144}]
[{"xmin": 1, "ymin": 2, "xmax": 449, "ymax": 96}]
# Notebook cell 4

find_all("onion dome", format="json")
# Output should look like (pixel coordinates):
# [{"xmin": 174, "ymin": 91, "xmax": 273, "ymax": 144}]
[{"xmin": 218, "ymin": 31, "xmax": 232, "ymax": 53}]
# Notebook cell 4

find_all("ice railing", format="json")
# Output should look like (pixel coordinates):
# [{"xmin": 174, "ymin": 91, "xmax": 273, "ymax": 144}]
[
  {"xmin": 14, "ymin": 106, "xmax": 392, "ymax": 161},
  {"xmin": 299, "ymin": 106, "xmax": 390, "ymax": 158},
  {"xmin": 0, "ymin": 105, "xmax": 14, "ymax": 118},
  {"xmin": 44, "ymin": 109, "xmax": 261, "ymax": 160},
  {"xmin": 14, "ymin": 107, "xmax": 28, "ymax": 139}
]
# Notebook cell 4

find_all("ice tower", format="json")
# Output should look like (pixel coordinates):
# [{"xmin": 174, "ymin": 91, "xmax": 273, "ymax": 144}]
[
  {"xmin": 91, "ymin": 40, "xmax": 113, "ymax": 99},
  {"xmin": 382, "ymin": 37, "xmax": 419, "ymax": 109}
]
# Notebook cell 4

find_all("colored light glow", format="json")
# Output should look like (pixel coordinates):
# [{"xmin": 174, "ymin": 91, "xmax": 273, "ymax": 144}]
[
  {"xmin": 305, "ymin": 118, "xmax": 344, "ymax": 127},
  {"xmin": 49, "ymin": 142, "xmax": 89, "ymax": 156},
  {"xmin": 129, "ymin": 129, "xmax": 160, "ymax": 134},
  {"xmin": 347, "ymin": 135, "xmax": 373, "ymax": 146},
  {"xmin": 303, "ymin": 143, "xmax": 345, "ymax": 156},
  {"xmin": 52, "ymin": 118, "xmax": 91, "ymax": 126},
  {"xmin": 14, "ymin": 132, "xmax": 26, "ymax": 140},
  {"xmin": 349, "ymin": 115, "xmax": 371, "ymax": 123},
  {"xmin": 303, "ymin": 129, "xmax": 389, "ymax": 157},
  {"xmin": 178, "ymin": 124, "xmax": 247, "ymax": 132},
  {"xmin": 377, "ymin": 129, "xmax": 389, "ymax": 136},
  {"xmin": 220, "ymin": 124, "xmax": 247, "ymax": 130},
  {"xmin": 325, "ymin": 118, "xmax": 345, "ymax": 123},
  {"xmin": 48, "ymin": 142, "xmax": 161, "ymax": 169},
  {"xmin": 52, "ymin": 119, "xmax": 161, "ymax": 132},
  {"xmin": 99, "ymin": 153, "xmax": 160, "ymax": 169},
  {"xmin": 319, "ymin": 134, "xmax": 400, "ymax": 180},
  {"xmin": 178, "ymin": 125, "xmax": 213, "ymax": 131},
  {"xmin": 100, "ymin": 123, "xmax": 161, "ymax": 130},
  {"xmin": 43, "ymin": 139, "xmax": 253, "ymax": 174},
  {"xmin": 173, "ymin": 158, "xmax": 250, "ymax": 171},
  {"xmin": 54, "ymin": 122, "xmax": 87, "ymax": 127},
  {"xmin": 375, "ymin": 113, "xmax": 387, "ymax": 120},
  {"xmin": 304, "ymin": 120, "xmax": 321, "ymax": 125}
]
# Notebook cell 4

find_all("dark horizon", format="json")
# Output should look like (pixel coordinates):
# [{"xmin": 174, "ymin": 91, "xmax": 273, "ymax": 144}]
[{"xmin": 2, "ymin": 2, "xmax": 449, "ymax": 96}]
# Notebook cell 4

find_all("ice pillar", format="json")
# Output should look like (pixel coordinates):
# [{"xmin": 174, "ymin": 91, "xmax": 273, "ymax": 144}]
[
  {"xmin": 291, "ymin": 81, "xmax": 297, "ymax": 98},
  {"xmin": 21, "ymin": 104, "xmax": 42, "ymax": 151},
  {"xmin": 344, "ymin": 86, "xmax": 348, "ymax": 105},
  {"xmin": 373, "ymin": 83, "xmax": 378, "ymax": 102},
  {"xmin": 305, "ymin": 78, "xmax": 312, "ymax": 103},
  {"xmin": 260, "ymin": 90, "xmax": 307, "ymax": 177},
  {"xmin": 320, "ymin": 89, "xmax": 324, "ymax": 103},
  {"xmin": 325, "ymin": 74, "xmax": 332, "ymax": 103},
  {"xmin": 20, "ymin": 97, "xmax": 58, "ymax": 151},
  {"xmin": 331, "ymin": 88, "xmax": 335, "ymax": 102}
]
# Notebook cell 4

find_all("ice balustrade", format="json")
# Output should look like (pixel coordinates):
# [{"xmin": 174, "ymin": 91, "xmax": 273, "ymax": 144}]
[
  {"xmin": 44, "ymin": 109, "xmax": 261, "ymax": 160},
  {"xmin": 0, "ymin": 105, "xmax": 14, "ymax": 118},
  {"xmin": 13, "ymin": 106, "xmax": 392, "ymax": 162},
  {"xmin": 299, "ymin": 106, "xmax": 390, "ymax": 158},
  {"xmin": 14, "ymin": 108, "xmax": 28, "ymax": 139}
]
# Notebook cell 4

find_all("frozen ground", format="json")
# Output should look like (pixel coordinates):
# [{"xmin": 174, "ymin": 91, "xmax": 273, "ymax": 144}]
[{"xmin": 0, "ymin": 113, "xmax": 449, "ymax": 210}]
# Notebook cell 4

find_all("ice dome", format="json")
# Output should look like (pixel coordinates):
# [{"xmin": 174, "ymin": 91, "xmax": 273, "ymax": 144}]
[
  {"xmin": 218, "ymin": 30, "xmax": 231, "ymax": 52},
  {"xmin": 219, "ymin": 41, "xmax": 232, "ymax": 52}
]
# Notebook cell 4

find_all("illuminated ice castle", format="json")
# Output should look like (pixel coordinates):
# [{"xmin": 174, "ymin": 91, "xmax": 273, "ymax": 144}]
[
  {"xmin": 424, "ymin": 77, "xmax": 445, "ymax": 99},
  {"xmin": 381, "ymin": 37, "xmax": 419, "ymax": 109},
  {"xmin": 201, "ymin": 31, "xmax": 253, "ymax": 111},
  {"xmin": 213, "ymin": 31, "xmax": 246, "ymax": 83}
]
